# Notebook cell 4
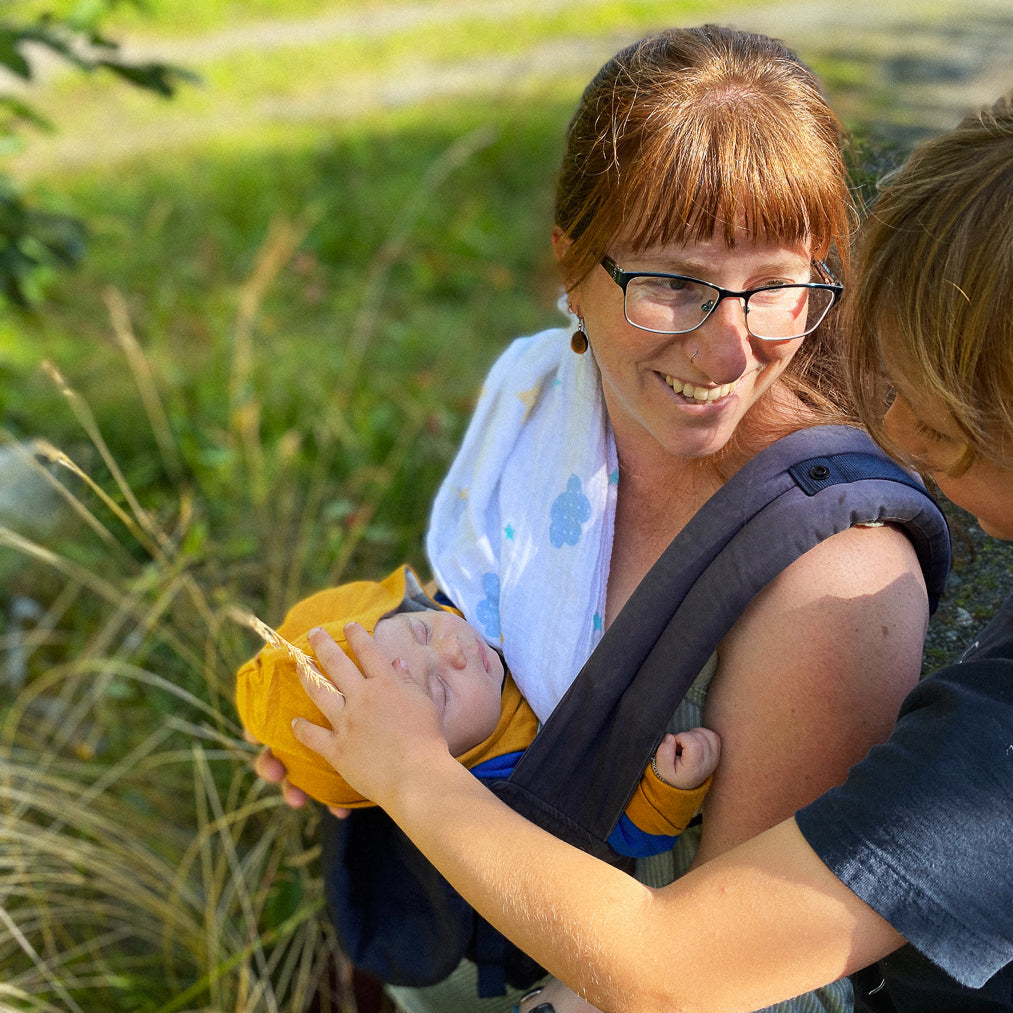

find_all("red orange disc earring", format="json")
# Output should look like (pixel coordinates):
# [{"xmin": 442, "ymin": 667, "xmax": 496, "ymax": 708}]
[{"xmin": 570, "ymin": 317, "xmax": 589, "ymax": 354}]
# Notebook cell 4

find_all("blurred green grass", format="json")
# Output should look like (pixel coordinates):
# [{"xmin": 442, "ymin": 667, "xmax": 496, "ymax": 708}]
[{"xmin": 0, "ymin": 6, "xmax": 700, "ymax": 1010}]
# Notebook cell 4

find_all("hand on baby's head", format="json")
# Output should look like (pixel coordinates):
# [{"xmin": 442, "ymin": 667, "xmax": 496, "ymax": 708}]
[{"xmin": 653, "ymin": 727, "xmax": 721, "ymax": 790}]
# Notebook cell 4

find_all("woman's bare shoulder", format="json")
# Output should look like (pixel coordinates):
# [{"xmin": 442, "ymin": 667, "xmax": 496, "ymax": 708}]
[{"xmin": 765, "ymin": 521, "xmax": 927, "ymax": 603}]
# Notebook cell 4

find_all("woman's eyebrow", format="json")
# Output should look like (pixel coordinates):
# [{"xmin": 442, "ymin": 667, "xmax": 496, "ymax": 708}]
[{"xmin": 627, "ymin": 253, "xmax": 809, "ymax": 279}]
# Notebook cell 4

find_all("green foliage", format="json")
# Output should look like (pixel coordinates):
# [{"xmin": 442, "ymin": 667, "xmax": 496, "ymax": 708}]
[
  {"xmin": 1, "ymin": 271, "xmax": 377, "ymax": 1010},
  {"xmin": 0, "ymin": 1, "xmax": 193, "ymax": 305},
  {"xmin": 0, "ymin": 177, "xmax": 85, "ymax": 303},
  {"xmin": 0, "ymin": 80, "xmax": 569, "ymax": 1007}
]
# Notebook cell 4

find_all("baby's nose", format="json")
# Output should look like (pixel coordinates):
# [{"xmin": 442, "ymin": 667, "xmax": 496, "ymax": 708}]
[{"xmin": 437, "ymin": 635, "xmax": 467, "ymax": 668}]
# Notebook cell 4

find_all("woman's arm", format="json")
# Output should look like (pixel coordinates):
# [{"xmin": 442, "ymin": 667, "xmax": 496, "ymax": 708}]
[
  {"xmin": 291, "ymin": 625, "xmax": 904, "ymax": 1013},
  {"xmin": 694, "ymin": 523, "xmax": 927, "ymax": 861}
]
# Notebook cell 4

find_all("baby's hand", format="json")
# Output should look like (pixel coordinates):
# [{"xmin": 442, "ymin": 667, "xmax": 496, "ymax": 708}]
[{"xmin": 652, "ymin": 727, "xmax": 720, "ymax": 789}]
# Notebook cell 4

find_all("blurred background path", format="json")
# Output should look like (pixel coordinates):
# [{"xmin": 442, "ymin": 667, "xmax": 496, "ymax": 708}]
[{"xmin": 14, "ymin": 0, "xmax": 1013, "ymax": 173}]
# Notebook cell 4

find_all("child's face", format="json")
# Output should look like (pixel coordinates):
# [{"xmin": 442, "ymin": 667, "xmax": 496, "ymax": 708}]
[
  {"xmin": 371, "ymin": 610, "xmax": 505, "ymax": 757},
  {"xmin": 885, "ymin": 382, "xmax": 1013, "ymax": 541}
]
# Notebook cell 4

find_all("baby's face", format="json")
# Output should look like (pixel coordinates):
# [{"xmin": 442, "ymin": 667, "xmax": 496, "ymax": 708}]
[{"xmin": 371, "ymin": 610, "xmax": 504, "ymax": 757}]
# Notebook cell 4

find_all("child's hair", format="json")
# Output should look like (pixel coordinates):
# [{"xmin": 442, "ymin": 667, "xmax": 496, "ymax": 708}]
[{"xmin": 846, "ymin": 92, "xmax": 1013, "ymax": 471}]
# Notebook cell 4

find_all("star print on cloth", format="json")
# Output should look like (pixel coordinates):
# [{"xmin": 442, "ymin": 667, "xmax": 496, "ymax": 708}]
[
  {"xmin": 517, "ymin": 384, "xmax": 540, "ymax": 421},
  {"xmin": 427, "ymin": 317, "xmax": 619, "ymax": 721}
]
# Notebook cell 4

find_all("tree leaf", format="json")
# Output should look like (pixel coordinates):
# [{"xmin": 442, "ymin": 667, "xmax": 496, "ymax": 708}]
[
  {"xmin": 97, "ymin": 58, "xmax": 198, "ymax": 99},
  {"xmin": 0, "ymin": 26, "xmax": 34, "ymax": 80}
]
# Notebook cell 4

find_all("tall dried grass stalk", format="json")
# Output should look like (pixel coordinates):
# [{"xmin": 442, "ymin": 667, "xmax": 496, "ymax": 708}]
[
  {"xmin": 1, "ymin": 130, "xmax": 485, "ymax": 1009},
  {"xmin": 0, "ymin": 238, "xmax": 369, "ymax": 1013}
]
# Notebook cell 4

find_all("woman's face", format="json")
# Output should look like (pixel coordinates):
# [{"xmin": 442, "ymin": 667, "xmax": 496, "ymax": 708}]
[
  {"xmin": 372, "ymin": 610, "xmax": 505, "ymax": 757},
  {"xmin": 884, "ymin": 384, "xmax": 1013, "ymax": 541},
  {"xmin": 564, "ymin": 232, "xmax": 813, "ymax": 463}
]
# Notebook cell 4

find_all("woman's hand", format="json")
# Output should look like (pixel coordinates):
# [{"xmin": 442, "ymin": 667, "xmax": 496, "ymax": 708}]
[
  {"xmin": 517, "ymin": 979, "xmax": 604, "ymax": 1013},
  {"xmin": 243, "ymin": 731, "xmax": 310, "ymax": 808},
  {"xmin": 290, "ymin": 623, "xmax": 452, "ymax": 807},
  {"xmin": 245, "ymin": 733, "xmax": 353, "ymax": 818}
]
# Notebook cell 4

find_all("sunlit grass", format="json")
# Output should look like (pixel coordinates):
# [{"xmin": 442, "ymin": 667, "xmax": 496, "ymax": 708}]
[
  {"xmin": 0, "ymin": 457, "xmax": 344, "ymax": 1012},
  {"xmin": 0, "ymin": 117, "xmax": 535, "ymax": 1004},
  {"xmin": 0, "ymin": 277, "xmax": 345, "ymax": 1009},
  {"xmin": 100, "ymin": 0, "xmax": 751, "ymax": 40},
  {"xmin": 8, "ymin": 0, "xmax": 759, "ymax": 180},
  {"xmin": 2, "ymin": 386, "xmax": 339, "ymax": 1012}
]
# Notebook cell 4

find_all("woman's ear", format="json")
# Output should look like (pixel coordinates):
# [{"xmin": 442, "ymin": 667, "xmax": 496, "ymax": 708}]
[
  {"xmin": 551, "ymin": 225, "xmax": 570, "ymax": 263},
  {"xmin": 552, "ymin": 227, "xmax": 582, "ymax": 317}
]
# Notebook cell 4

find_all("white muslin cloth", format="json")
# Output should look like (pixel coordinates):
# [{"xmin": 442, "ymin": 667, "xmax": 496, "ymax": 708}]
[{"xmin": 426, "ymin": 323, "xmax": 618, "ymax": 722}]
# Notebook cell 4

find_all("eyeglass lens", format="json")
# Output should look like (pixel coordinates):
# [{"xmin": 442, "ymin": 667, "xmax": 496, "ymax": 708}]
[{"xmin": 624, "ymin": 276, "xmax": 834, "ymax": 339}]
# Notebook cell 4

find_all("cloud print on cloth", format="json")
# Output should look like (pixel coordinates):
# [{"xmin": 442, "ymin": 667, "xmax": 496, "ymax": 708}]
[
  {"xmin": 550, "ymin": 474, "xmax": 592, "ymax": 548},
  {"xmin": 474, "ymin": 571, "xmax": 502, "ymax": 640}
]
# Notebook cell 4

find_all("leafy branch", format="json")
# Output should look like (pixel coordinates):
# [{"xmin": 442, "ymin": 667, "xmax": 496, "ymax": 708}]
[{"xmin": 0, "ymin": 2, "xmax": 194, "ymax": 306}]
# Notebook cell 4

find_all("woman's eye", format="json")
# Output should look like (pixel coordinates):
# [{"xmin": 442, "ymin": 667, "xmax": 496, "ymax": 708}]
[{"xmin": 638, "ymin": 276, "xmax": 690, "ymax": 295}]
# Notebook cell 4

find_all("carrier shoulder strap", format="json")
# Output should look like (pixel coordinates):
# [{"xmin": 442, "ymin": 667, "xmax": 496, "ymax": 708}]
[{"xmin": 491, "ymin": 426, "xmax": 951, "ymax": 860}]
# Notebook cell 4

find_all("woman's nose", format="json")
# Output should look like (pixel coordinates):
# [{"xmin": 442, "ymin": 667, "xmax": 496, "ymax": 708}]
[{"xmin": 692, "ymin": 297, "xmax": 750, "ymax": 384}]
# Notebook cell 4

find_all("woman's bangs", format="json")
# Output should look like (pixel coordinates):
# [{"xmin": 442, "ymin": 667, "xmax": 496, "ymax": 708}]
[{"xmin": 621, "ymin": 116, "xmax": 839, "ymax": 254}]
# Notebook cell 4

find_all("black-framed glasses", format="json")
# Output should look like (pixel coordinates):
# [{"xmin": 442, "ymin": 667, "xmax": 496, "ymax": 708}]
[{"xmin": 600, "ymin": 255, "xmax": 842, "ymax": 340}]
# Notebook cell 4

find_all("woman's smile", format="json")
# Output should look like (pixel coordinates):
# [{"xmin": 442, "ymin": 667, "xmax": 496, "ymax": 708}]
[{"xmin": 663, "ymin": 373, "xmax": 739, "ymax": 403}]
